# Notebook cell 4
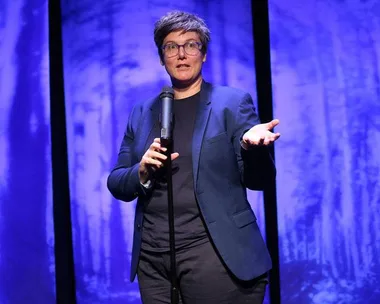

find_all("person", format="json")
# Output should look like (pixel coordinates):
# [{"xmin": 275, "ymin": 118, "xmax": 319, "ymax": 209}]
[{"xmin": 107, "ymin": 10, "xmax": 280, "ymax": 304}]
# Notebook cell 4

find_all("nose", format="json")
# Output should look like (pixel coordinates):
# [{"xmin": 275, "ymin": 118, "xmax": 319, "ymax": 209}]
[{"xmin": 178, "ymin": 45, "xmax": 186, "ymax": 58}]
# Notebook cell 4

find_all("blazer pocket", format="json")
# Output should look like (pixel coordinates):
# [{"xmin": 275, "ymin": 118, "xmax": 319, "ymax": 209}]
[
  {"xmin": 206, "ymin": 132, "xmax": 227, "ymax": 144},
  {"xmin": 232, "ymin": 209, "xmax": 257, "ymax": 228}
]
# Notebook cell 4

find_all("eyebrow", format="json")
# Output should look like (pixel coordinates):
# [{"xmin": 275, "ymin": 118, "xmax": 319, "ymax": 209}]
[{"xmin": 163, "ymin": 39, "xmax": 199, "ymax": 44}]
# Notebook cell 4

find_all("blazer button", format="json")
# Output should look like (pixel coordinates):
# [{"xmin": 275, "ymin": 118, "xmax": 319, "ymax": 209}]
[{"xmin": 137, "ymin": 224, "xmax": 142, "ymax": 231}]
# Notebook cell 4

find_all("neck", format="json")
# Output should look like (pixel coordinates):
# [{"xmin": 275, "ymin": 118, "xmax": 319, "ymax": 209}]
[{"xmin": 172, "ymin": 75, "xmax": 203, "ymax": 99}]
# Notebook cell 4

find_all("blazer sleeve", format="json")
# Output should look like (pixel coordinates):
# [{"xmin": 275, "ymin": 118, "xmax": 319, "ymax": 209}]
[
  {"xmin": 232, "ymin": 93, "xmax": 276, "ymax": 190},
  {"xmin": 107, "ymin": 105, "xmax": 151, "ymax": 202}
]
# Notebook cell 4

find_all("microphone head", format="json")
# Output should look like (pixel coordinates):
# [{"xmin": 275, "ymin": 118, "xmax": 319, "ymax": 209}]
[{"xmin": 160, "ymin": 86, "xmax": 174, "ymax": 99}]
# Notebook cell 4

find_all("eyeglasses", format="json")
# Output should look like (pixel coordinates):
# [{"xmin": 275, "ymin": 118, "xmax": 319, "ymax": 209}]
[{"xmin": 162, "ymin": 41, "xmax": 202, "ymax": 58}]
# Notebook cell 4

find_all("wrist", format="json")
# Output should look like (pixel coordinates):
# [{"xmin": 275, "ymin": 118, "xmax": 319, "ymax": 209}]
[{"xmin": 138, "ymin": 167, "xmax": 149, "ymax": 184}]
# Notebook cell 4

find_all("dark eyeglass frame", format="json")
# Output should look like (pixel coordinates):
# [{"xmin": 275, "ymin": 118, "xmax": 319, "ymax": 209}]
[{"xmin": 161, "ymin": 41, "xmax": 203, "ymax": 58}]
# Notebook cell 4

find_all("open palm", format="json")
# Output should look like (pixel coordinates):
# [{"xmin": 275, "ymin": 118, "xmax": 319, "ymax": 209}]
[{"xmin": 242, "ymin": 119, "xmax": 281, "ymax": 147}]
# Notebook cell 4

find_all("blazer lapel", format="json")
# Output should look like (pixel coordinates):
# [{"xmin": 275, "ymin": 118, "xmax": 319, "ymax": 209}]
[
  {"xmin": 138, "ymin": 97, "xmax": 160, "ymax": 158},
  {"xmin": 192, "ymin": 81, "xmax": 212, "ymax": 187}
]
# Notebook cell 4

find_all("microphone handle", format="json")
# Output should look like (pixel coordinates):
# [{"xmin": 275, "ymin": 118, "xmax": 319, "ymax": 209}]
[{"xmin": 160, "ymin": 96, "xmax": 173, "ymax": 150}]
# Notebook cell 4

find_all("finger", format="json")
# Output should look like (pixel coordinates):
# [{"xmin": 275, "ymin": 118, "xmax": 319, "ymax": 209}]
[
  {"xmin": 263, "ymin": 133, "xmax": 281, "ymax": 145},
  {"xmin": 148, "ymin": 150, "xmax": 168, "ymax": 161},
  {"xmin": 245, "ymin": 136, "xmax": 262, "ymax": 146},
  {"xmin": 257, "ymin": 135, "xmax": 266, "ymax": 145},
  {"xmin": 263, "ymin": 137, "xmax": 271, "ymax": 145},
  {"xmin": 268, "ymin": 133, "xmax": 280, "ymax": 142},
  {"xmin": 171, "ymin": 152, "xmax": 180, "ymax": 161},
  {"xmin": 150, "ymin": 142, "xmax": 167, "ymax": 152},
  {"xmin": 142, "ymin": 155, "xmax": 163, "ymax": 167},
  {"xmin": 152, "ymin": 138, "xmax": 167, "ymax": 151},
  {"xmin": 265, "ymin": 119, "xmax": 280, "ymax": 130}
]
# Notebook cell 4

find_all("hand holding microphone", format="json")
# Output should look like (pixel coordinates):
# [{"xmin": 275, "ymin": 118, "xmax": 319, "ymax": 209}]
[
  {"xmin": 138, "ymin": 87, "xmax": 179, "ymax": 184},
  {"xmin": 138, "ymin": 138, "xmax": 179, "ymax": 184}
]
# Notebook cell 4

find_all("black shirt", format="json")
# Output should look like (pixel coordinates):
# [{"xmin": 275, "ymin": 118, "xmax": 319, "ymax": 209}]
[{"xmin": 141, "ymin": 91, "xmax": 208, "ymax": 252}]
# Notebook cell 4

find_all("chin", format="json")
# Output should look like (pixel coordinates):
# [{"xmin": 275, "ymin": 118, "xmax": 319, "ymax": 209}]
[
  {"xmin": 175, "ymin": 72, "xmax": 192, "ymax": 80},
  {"xmin": 173, "ymin": 75, "xmax": 193, "ymax": 84}
]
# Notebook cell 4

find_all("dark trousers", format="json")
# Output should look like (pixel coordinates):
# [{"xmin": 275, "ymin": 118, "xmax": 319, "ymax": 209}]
[{"xmin": 137, "ymin": 239, "xmax": 268, "ymax": 304}]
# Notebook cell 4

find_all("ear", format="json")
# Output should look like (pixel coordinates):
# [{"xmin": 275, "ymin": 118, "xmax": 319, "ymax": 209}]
[
  {"xmin": 202, "ymin": 53, "xmax": 207, "ymax": 63},
  {"xmin": 160, "ymin": 58, "xmax": 165, "ymax": 66}
]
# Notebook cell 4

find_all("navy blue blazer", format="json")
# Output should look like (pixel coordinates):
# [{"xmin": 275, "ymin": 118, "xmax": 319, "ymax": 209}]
[{"xmin": 107, "ymin": 81, "xmax": 274, "ymax": 282}]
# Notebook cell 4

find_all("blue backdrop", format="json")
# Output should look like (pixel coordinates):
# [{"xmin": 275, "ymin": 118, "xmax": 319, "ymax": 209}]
[
  {"xmin": 0, "ymin": 0, "xmax": 56, "ymax": 303},
  {"xmin": 2, "ymin": 0, "xmax": 379, "ymax": 303},
  {"xmin": 61, "ymin": 1, "xmax": 265, "ymax": 303},
  {"xmin": 270, "ymin": 0, "xmax": 380, "ymax": 303}
]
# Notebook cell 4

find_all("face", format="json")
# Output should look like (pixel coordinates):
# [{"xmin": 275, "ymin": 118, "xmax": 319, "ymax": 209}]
[{"xmin": 161, "ymin": 30, "xmax": 207, "ymax": 87}]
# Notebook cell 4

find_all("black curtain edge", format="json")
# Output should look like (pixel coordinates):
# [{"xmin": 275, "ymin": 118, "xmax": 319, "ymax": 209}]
[
  {"xmin": 251, "ymin": 1, "xmax": 281, "ymax": 303},
  {"xmin": 48, "ymin": 0, "xmax": 77, "ymax": 303}
]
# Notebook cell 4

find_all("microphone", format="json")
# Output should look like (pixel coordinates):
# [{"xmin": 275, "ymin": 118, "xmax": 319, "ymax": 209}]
[{"xmin": 160, "ymin": 86, "xmax": 174, "ymax": 148}]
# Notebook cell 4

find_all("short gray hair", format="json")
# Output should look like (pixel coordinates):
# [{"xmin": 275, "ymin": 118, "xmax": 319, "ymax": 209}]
[{"xmin": 154, "ymin": 11, "xmax": 211, "ymax": 60}]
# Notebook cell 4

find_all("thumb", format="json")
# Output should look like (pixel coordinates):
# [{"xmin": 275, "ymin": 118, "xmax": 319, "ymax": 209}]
[
  {"xmin": 265, "ymin": 119, "xmax": 280, "ymax": 130},
  {"xmin": 171, "ymin": 152, "xmax": 180, "ymax": 160}
]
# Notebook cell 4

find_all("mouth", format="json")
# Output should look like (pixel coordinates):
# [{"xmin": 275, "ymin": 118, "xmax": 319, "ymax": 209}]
[{"xmin": 176, "ymin": 64, "xmax": 190, "ymax": 69}]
